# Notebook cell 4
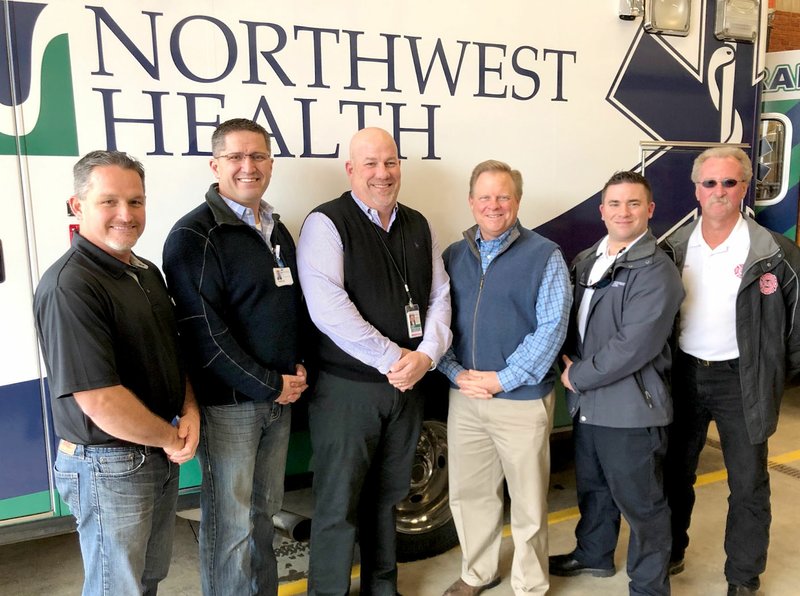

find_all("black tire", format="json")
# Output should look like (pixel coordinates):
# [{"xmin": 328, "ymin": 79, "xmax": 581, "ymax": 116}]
[{"xmin": 395, "ymin": 419, "xmax": 459, "ymax": 562}]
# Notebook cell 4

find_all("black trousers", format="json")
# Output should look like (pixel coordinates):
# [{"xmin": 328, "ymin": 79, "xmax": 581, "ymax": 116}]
[
  {"xmin": 665, "ymin": 352, "xmax": 770, "ymax": 589},
  {"xmin": 307, "ymin": 371, "xmax": 424, "ymax": 596},
  {"xmin": 573, "ymin": 418, "xmax": 671, "ymax": 596}
]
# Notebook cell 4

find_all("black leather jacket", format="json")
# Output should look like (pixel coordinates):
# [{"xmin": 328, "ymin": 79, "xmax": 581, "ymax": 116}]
[{"xmin": 662, "ymin": 216, "xmax": 800, "ymax": 444}]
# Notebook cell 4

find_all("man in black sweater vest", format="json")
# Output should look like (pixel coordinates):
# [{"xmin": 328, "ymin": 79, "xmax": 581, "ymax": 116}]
[{"xmin": 298, "ymin": 127, "xmax": 452, "ymax": 595}]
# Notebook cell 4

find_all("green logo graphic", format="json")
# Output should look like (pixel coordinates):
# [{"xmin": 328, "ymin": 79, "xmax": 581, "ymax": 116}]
[{"xmin": 0, "ymin": 9, "xmax": 79, "ymax": 156}]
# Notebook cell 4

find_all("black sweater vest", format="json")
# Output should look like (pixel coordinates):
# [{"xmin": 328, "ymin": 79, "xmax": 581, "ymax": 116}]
[{"xmin": 313, "ymin": 192, "xmax": 433, "ymax": 382}]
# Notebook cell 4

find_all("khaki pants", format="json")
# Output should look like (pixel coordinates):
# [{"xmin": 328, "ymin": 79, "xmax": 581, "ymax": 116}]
[{"xmin": 448, "ymin": 388, "xmax": 554, "ymax": 596}]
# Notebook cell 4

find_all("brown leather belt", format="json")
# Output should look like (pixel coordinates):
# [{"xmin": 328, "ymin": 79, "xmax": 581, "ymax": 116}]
[
  {"xmin": 58, "ymin": 439, "xmax": 78, "ymax": 455},
  {"xmin": 58, "ymin": 439, "xmax": 157, "ymax": 455}
]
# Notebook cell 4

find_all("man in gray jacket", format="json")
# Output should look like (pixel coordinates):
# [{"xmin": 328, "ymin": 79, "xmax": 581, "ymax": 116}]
[{"xmin": 550, "ymin": 171, "xmax": 684, "ymax": 596}]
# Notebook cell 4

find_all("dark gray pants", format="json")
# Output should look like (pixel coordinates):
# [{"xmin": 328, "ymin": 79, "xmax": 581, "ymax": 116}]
[
  {"xmin": 573, "ymin": 419, "xmax": 671, "ymax": 596},
  {"xmin": 307, "ymin": 371, "xmax": 424, "ymax": 596}
]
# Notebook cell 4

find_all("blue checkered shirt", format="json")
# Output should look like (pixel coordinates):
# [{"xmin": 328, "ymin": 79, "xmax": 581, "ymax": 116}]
[{"xmin": 438, "ymin": 227, "xmax": 571, "ymax": 392}]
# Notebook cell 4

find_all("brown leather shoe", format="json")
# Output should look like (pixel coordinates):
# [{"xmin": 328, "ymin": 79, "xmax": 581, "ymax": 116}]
[{"xmin": 442, "ymin": 576, "xmax": 501, "ymax": 595}]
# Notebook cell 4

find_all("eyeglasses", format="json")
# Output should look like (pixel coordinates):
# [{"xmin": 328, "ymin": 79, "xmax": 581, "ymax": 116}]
[
  {"xmin": 697, "ymin": 178, "xmax": 743, "ymax": 189},
  {"xmin": 215, "ymin": 152, "xmax": 271, "ymax": 163}
]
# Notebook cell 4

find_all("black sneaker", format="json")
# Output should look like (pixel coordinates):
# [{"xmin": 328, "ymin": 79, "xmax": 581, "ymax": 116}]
[
  {"xmin": 549, "ymin": 553, "xmax": 615, "ymax": 578},
  {"xmin": 668, "ymin": 558, "xmax": 685, "ymax": 575}
]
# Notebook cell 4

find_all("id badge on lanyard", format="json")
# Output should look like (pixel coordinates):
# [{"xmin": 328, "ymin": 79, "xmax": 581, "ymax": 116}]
[
  {"xmin": 272, "ymin": 243, "xmax": 293, "ymax": 286},
  {"xmin": 405, "ymin": 303, "xmax": 423, "ymax": 338},
  {"xmin": 273, "ymin": 267, "xmax": 293, "ymax": 286}
]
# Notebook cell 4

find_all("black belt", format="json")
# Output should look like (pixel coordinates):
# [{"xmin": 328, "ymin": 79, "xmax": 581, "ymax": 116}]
[{"xmin": 679, "ymin": 351, "xmax": 739, "ymax": 368}]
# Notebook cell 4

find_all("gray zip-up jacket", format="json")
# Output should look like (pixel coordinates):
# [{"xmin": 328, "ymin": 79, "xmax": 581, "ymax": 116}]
[
  {"xmin": 565, "ymin": 230, "xmax": 684, "ymax": 428},
  {"xmin": 662, "ymin": 216, "xmax": 800, "ymax": 444}
]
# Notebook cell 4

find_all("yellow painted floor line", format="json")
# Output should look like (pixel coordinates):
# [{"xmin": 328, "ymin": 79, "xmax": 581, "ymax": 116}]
[
  {"xmin": 767, "ymin": 448, "xmax": 800, "ymax": 466},
  {"xmin": 694, "ymin": 469, "xmax": 728, "ymax": 487},
  {"xmin": 279, "ymin": 565, "xmax": 361, "ymax": 595},
  {"xmin": 694, "ymin": 447, "xmax": 800, "ymax": 487},
  {"xmin": 279, "ymin": 580, "xmax": 308, "ymax": 595},
  {"xmin": 279, "ymin": 448, "xmax": 800, "ymax": 594}
]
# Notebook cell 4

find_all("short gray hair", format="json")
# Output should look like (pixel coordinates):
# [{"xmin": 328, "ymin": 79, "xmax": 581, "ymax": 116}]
[
  {"xmin": 691, "ymin": 147, "xmax": 752, "ymax": 183},
  {"xmin": 73, "ymin": 150, "xmax": 145, "ymax": 199}
]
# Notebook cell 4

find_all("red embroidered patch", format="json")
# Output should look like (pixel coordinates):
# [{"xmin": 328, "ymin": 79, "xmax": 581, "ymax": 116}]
[
  {"xmin": 734, "ymin": 264, "xmax": 744, "ymax": 278},
  {"xmin": 759, "ymin": 273, "xmax": 778, "ymax": 295}
]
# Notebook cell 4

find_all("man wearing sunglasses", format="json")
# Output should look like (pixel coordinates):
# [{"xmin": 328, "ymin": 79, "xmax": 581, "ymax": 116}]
[
  {"xmin": 550, "ymin": 171, "xmax": 683, "ymax": 596},
  {"xmin": 163, "ymin": 118, "xmax": 309, "ymax": 595},
  {"xmin": 662, "ymin": 147, "xmax": 800, "ymax": 596}
]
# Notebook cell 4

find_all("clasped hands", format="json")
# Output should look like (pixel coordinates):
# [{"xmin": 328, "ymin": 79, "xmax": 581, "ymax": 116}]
[
  {"xmin": 455, "ymin": 369, "xmax": 502, "ymax": 399},
  {"xmin": 387, "ymin": 348, "xmax": 431, "ymax": 392},
  {"xmin": 276, "ymin": 364, "xmax": 309, "ymax": 405}
]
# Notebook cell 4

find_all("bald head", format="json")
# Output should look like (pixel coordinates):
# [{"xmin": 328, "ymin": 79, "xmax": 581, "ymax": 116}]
[
  {"xmin": 349, "ymin": 127, "xmax": 397, "ymax": 160},
  {"xmin": 346, "ymin": 127, "xmax": 401, "ymax": 221}
]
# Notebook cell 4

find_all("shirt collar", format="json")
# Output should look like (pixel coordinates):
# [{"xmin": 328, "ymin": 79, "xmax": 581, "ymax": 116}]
[
  {"xmin": 220, "ymin": 194, "xmax": 274, "ymax": 226},
  {"xmin": 475, "ymin": 224, "xmax": 515, "ymax": 246},
  {"xmin": 129, "ymin": 254, "xmax": 148, "ymax": 269},
  {"xmin": 72, "ymin": 232, "xmax": 148, "ymax": 277},
  {"xmin": 350, "ymin": 191, "xmax": 398, "ymax": 229},
  {"xmin": 594, "ymin": 229, "xmax": 647, "ymax": 257},
  {"xmin": 689, "ymin": 214, "xmax": 745, "ymax": 250}
]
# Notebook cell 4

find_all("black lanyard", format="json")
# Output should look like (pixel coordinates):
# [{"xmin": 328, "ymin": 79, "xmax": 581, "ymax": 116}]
[{"xmin": 367, "ymin": 211, "xmax": 415, "ymax": 307}]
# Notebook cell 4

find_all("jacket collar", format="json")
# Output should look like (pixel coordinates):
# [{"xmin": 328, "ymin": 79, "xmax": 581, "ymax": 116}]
[
  {"xmin": 742, "ymin": 215, "xmax": 781, "ymax": 272},
  {"xmin": 462, "ymin": 220, "xmax": 522, "ymax": 260}
]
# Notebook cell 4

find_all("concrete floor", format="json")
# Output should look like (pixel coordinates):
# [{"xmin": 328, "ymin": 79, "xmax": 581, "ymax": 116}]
[{"xmin": 2, "ymin": 390, "xmax": 800, "ymax": 595}]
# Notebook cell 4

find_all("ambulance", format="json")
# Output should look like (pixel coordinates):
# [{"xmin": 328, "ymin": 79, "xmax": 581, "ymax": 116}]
[{"xmin": 0, "ymin": 0, "xmax": 768, "ymax": 559}]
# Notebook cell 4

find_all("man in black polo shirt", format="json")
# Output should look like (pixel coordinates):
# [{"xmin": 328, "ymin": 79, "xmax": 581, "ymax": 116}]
[{"xmin": 34, "ymin": 150, "xmax": 199, "ymax": 596}]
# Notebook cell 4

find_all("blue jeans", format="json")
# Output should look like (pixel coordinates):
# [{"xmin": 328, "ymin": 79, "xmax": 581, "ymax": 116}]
[
  {"xmin": 197, "ymin": 401, "xmax": 291, "ymax": 596},
  {"xmin": 666, "ymin": 352, "xmax": 770, "ymax": 589},
  {"xmin": 54, "ymin": 442, "xmax": 179, "ymax": 596}
]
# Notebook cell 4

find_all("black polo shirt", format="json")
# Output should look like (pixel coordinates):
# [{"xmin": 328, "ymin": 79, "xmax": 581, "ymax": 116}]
[{"xmin": 33, "ymin": 233, "xmax": 184, "ymax": 445}]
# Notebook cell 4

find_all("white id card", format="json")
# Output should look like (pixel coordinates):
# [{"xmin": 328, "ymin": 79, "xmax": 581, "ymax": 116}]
[
  {"xmin": 405, "ymin": 303, "xmax": 423, "ymax": 338},
  {"xmin": 273, "ymin": 267, "xmax": 294, "ymax": 286}
]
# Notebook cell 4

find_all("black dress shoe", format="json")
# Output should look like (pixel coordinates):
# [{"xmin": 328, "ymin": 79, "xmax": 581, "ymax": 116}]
[
  {"xmin": 727, "ymin": 584, "xmax": 758, "ymax": 595},
  {"xmin": 668, "ymin": 558, "xmax": 685, "ymax": 575},
  {"xmin": 549, "ymin": 553, "xmax": 615, "ymax": 577}
]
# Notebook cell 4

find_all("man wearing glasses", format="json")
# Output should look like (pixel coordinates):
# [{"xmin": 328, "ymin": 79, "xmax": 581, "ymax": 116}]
[
  {"xmin": 163, "ymin": 118, "xmax": 309, "ymax": 595},
  {"xmin": 550, "ymin": 171, "xmax": 683, "ymax": 596},
  {"xmin": 662, "ymin": 147, "xmax": 800, "ymax": 596}
]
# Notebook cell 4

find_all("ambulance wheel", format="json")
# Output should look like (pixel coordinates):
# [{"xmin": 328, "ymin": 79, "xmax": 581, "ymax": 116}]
[{"xmin": 395, "ymin": 419, "xmax": 458, "ymax": 561}]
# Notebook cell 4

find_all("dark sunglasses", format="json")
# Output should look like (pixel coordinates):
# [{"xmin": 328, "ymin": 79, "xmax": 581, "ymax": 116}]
[
  {"xmin": 697, "ymin": 178, "xmax": 742, "ymax": 189},
  {"xmin": 579, "ymin": 266, "xmax": 614, "ymax": 290}
]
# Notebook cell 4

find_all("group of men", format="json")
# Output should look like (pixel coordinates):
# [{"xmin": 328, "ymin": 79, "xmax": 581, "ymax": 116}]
[{"xmin": 32, "ymin": 116, "xmax": 800, "ymax": 596}]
